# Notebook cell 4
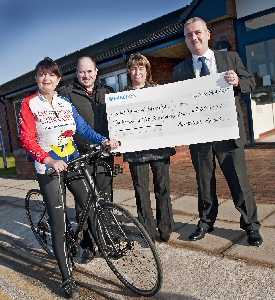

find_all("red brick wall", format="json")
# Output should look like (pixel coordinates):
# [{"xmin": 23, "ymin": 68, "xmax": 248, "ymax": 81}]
[
  {"xmin": 148, "ymin": 56, "xmax": 182, "ymax": 85},
  {"xmin": 15, "ymin": 152, "xmax": 36, "ymax": 180},
  {"xmin": 114, "ymin": 145, "xmax": 192, "ymax": 175},
  {"xmin": 210, "ymin": 18, "xmax": 237, "ymax": 51}
]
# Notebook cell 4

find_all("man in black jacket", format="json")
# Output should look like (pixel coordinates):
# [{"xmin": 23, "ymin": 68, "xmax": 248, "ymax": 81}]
[
  {"xmin": 174, "ymin": 17, "xmax": 262, "ymax": 246},
  {"xmin": 58, "ymin": 56, "xmax": 115, "ymax": 262}
]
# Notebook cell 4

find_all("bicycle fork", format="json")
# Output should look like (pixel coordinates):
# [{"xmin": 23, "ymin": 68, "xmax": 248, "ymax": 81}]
[{"xmin": 97, "ymin": 206, "xmax": 134, "ymax": 259}]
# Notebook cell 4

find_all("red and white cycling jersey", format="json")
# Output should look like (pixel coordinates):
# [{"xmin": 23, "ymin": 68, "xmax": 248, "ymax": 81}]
[{"xmin": 19, "ymin": 92, "xmax": 105, "ymax": 174}]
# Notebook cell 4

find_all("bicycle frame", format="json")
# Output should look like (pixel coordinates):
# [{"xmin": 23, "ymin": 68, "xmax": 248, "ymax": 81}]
[
  {"xmin": 26, "ymin": 143, "xmax": 163, "ymax": 296},
  {"xmin": 54, "ymin": 145, "xmax": 114, "ymax": 257}
]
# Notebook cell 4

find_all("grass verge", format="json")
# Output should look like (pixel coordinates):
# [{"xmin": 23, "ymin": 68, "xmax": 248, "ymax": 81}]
[{"xmin": 0, "ymin": 153, "xmax": 16, "ymax": 175}]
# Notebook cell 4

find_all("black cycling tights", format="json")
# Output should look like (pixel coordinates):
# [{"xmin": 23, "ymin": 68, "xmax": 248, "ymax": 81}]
[{"xmin": 37, "ymin": 172, "xmax": 93, "ymax": 281}]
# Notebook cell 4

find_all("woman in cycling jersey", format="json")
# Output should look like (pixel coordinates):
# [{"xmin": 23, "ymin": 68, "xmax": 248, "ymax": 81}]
[{"xmin": 19, "ymin": 57, "xmax": 119, "ymax": 298}]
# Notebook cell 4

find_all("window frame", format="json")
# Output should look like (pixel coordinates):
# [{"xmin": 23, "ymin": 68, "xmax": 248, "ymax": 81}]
[
  {"xmin": 13, "ymin": 99, "xmax": 23, "ymax": 136},
  {"xmin": 98, "ymin": 69, "xmax": 127, "ymax": 92}
]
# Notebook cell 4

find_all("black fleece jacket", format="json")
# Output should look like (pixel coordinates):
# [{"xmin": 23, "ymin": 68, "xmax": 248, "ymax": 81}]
[{"xmin": 58, "ymin": 80, "xmax": 114, "ymax": 154}]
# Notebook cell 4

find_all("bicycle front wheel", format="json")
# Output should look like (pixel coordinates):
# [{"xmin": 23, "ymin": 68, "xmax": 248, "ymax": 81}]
[
  {"xmin": 94, "ymin": 202, "xmax": 162, "ymax": 296},
  {"xmin": 25, "ymin": 189, "xmax": 54, "ymax": 256}
]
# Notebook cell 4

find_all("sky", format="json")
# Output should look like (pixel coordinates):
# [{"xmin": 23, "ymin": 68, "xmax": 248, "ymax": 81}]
[{"xmin": 0, "ymin": 0, "xmax": 192, "ymax": 85}]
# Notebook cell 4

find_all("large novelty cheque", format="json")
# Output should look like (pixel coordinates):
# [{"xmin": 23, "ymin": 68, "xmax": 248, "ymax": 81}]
[{"xmin": 105, "ymin": 72, "xmax": 239, "ymax": 153}]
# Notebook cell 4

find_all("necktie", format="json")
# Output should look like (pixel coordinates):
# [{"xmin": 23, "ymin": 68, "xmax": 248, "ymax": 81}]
[{"xmin": 198, "ymin": 56, "xmax": 210, "ymax": 77}]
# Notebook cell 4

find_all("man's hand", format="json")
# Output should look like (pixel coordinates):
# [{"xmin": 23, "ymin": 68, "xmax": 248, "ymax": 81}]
[{"xmin": 224, "ymin": 70, "xmax": 239, "ymax": 87}]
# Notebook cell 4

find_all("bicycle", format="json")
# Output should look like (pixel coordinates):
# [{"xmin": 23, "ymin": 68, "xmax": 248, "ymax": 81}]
[{"xmin": 25, "ymin": 144, "xmax": 163, "ymax": 297}]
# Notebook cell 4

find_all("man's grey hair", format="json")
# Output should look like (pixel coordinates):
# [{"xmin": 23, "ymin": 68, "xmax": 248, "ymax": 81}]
[{"xmin": 184, "ymin": 17, "xmax": 207, "ymax": 28}]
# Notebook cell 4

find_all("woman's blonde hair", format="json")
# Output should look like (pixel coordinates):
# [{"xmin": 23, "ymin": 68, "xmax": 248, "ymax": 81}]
[{"xmin": 125, "ymin": 53, "xmax": 156, "ymax": 88}]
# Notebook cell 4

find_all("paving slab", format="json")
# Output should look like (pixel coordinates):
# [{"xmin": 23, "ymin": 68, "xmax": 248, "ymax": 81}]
[
  {"xmin": 173, "ymin": 213, "xmax": 197, "ymax": 231},
  {"xmin": 261, "ymin": 211, "xmax": 275, "ymax": 227},
  {"xmin": 0, "ymin": 188, "xmax": 25, "ymax": 198},
  {"xmin": 4, "ymin": 188, "xmax": 31, "ymax": 200},
  {"xmin": 171, "ymin": 195, "xmax": 227, "ymax": 216},
  {"xmin": 0, "ymin": 177, "xmax": 16, "ymax": 184},
  {"xmin": 66, "ymin": 191, "xmax": 75, "ymax": 208},
  {"xmin": 118, "ymin": 193, "xmax": 152, "ymax": 208},
  {"xmin": 224, "ymin": 226, "xmax": 275, "ymax": 267},
  {"xmin": 0, "ymin": 186, "xmax": 13, "ymax": 192},
  {"xmin": 14, "ymin": 180, "xmax": 39, "ymax": 190},
  {"xmin": 217, "ymin": 200, "xmax": 275, "ymax": 223},
  {"xmin": 0, "ymin": 176, "xmax": 275, "ymax": 276},
  {"xmin": 0, "ymin": 178, "xmax": 27, "ymax": 188},
  {"xmin": 116, "ymin": 191, "xmax": 177, "ymax": 208},
  {"xmin": 171, "ymin": 195, "xmax": 198, "ymax": 215},
  {"xmin": 0, "ymin": 188, "xmax": 27, "ymax": 202},
  {"xmin": 172, "ymin": 219, "xmax": 244, "ymax": 254},
  {"xmin": 117, "ymin": 197, "xmax": 135, "ymax": 208},
  {"xmin": 0, "ymin": 204, "xmax": 30, "ymax": 245},
  {"xmin": 113, "ymin": 189, "xmax": 135, "ymax": 203},
  {"xmin": 118, "ymin": 204, "xmax": 138, "ymax": 217}
]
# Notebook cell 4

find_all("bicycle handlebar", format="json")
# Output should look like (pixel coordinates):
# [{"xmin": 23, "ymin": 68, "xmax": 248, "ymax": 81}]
[{"xmin": 45, "ymin": 142, "xmax": 120, "ymax": 176}]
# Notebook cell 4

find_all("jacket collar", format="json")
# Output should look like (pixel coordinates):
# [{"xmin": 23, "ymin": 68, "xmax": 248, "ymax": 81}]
[
  {"xmin": 73, "ymin": 79, "xmax": 102, "ymax": 94},
  {"xmin": 185, "ymin": 56, "xmax": 196, "ymax": 78}
]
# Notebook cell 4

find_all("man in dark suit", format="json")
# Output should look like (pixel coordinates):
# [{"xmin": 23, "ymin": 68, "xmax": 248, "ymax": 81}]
[{"xmin": 174, "ymin": 17, "xmax": 262, "ymax": 246}]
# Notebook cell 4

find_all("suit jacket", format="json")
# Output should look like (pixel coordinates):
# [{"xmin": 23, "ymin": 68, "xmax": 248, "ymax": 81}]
[{"xmin": 174, "ymin": 50, "xmax": 255, "ymax": 147}]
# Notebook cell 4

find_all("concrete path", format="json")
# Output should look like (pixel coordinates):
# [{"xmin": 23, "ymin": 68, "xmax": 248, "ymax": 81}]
[{"xmin": 0, "ymin": 176, "xmax": 275, "ymax": 299}]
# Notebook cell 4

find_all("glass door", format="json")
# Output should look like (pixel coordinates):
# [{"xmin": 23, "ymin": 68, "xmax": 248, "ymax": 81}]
[{"xmin": 246, "ymin": 38, "xmax": 275, "ymax": 142}]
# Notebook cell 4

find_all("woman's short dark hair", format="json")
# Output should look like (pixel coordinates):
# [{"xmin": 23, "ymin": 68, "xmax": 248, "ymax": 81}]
[{"xmin": 35, "ymin": 57, "xmax": 63, "ymax": 78}]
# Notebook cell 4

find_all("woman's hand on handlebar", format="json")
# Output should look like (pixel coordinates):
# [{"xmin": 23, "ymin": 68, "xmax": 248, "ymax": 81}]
[
  {"xmin": 44, "ymin": 157, "xmax": 68, "ymax": 173},
  {"xmin": 102, "ymin": 139, "xmax": 120, "ymax": 150}
]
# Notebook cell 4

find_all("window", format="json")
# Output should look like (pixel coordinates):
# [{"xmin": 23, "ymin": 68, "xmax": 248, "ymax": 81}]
[
  {"xmin": 246, "ymin": 39, "xmax": 275, "ymax": 142},
  {"xmin": 99, "ymin": 70, "xmax": 127, "ymax": 92},
  {"xmin": 13, "ymin": 99, "xmax": 23, "ymax": 136},
  {"xmin": 245, "ymin": 12, "xmax": 275, "ymax": 31}
]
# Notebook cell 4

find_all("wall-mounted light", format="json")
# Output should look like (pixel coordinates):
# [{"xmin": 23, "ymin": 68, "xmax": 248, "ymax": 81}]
[{"xmin": 214, "ymin": 41, "xmax": 231, "ymax": 52}]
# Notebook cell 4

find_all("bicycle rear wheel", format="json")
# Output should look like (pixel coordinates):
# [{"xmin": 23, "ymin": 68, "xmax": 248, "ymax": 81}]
[
  {"xmin": 94, "ymin": 202, "xmax": 162, "ymax": 296},
  {"xmin": 25, "ymin": 189, "xmax": 54, "ymax": 256}
]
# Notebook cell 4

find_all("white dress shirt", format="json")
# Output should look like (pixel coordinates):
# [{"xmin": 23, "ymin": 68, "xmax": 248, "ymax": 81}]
[{"xmin": 192, "ymin": 48, "xmax": 218, "ymax": 77}]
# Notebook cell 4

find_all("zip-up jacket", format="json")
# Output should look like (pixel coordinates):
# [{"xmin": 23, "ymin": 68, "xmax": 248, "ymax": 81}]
[{"xmin": 58, "ymin": 80, "xmax": 114, "ymax": 154}]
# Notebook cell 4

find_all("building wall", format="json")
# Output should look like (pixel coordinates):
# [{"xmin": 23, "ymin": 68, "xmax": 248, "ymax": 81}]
[
  {"xmin": 148, "ymin": 56, "xmax": 182, "ymax": 85},
  {"xmin": 210, "ymin": 17, "xmax": 252, "ymax": 143},
  {"xmin": 0, "ymin": 98, "xmax": 21, "ymax": 153},
  {"xmin": 211, "ymin": 18, "xmax": 237, "ymax": 51},
  {"xmin": 7, "ymin": 98, "xmax": 21, "ymax": 150},
  {"xmin": 1, "ymin": 91, "xmax": 38, "ymax": 179},
  {"xmin": 1, "ymin": 14, "xmax": 253, "ymax": 179}
]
